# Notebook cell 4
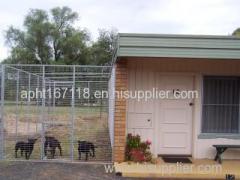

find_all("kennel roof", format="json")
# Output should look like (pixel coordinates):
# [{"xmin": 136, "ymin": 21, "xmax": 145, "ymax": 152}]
[{"xmin": 4, "ymin": 64, "xmax": 112, "ymax": 83}]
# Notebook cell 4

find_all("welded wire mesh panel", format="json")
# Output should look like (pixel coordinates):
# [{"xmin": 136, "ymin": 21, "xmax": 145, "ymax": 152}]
[
  {"xmin": 43, "ymin": 81, "xmax": 74, "ymax": 160},
  {"xmin": 0, "ymin": 65, "xmax": 4, "ymax": 159},
  {"xmin": 74, "ymin": 81, "xmax": 111, "ymax": 161},
  {"xmin": 1, "ymin": 64, "xmax": 112, "ymax": 162},
  {"xmin": 3, "ymin": 66, "xmax": 43, "ymax": 160},
  {"xmin": 45, "ymin": 65, "xmax": 74, "ymax": 82},
  {"xmin": 10, "ymin": 65, "xmax": 43, "ymax": 76}
]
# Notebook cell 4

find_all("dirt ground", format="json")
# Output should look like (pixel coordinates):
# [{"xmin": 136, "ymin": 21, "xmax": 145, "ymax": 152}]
[
  {"xmin": 0, "ymin": 161, "xmax": 126, "ymax": 180},
  {"xmin": 0, "ymin": 161, "xmax": 210, "ymax": 180}
]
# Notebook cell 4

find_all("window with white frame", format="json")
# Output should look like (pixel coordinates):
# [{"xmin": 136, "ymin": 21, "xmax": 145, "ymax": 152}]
[{"xmin": 202, "ymin": 76, "xmax": 240, "ymax": 133}]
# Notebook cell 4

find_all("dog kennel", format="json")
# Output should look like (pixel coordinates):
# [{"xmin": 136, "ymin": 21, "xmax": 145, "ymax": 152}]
[{"xmin": 0, "ymin": 64, "xmax": 112, "ymax": 162}]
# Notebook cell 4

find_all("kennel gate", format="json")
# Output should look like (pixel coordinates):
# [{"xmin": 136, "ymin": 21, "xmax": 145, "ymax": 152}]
[{"xmin": 0, "ymin": 64, "xmax": 112, "ymax": 162}]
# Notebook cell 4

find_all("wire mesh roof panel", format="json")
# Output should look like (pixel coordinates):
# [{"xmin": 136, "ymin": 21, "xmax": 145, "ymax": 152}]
[{"xmin": 7, "ymin": 65, "xmax": 112, "ymax": 82}]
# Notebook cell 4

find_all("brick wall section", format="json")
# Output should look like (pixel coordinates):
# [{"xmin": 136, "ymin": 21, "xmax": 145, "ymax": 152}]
[{"xmin": 114, "ymin": 60, "xmax": 128, "ymax": 162}]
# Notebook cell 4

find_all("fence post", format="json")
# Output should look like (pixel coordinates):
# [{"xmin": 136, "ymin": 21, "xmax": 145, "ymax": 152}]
[
  {"xmin": 0, "ymin": 65, "xmax": 5, "ymax": 160},
  {"xmin": 27, "ymin": 73, "xmax": 31, "ymax": 137},
  {"xmin": 70, "ymin": 66, "xmax": 75, "ymax": 161},
  {"xmin": 15, "ymin": 70, "xmax": 19, "ymax": 142},
  {"xmin": 53, "ymin": 81, "xmax": 55, "ymax": 118},
  {"xmin": 36, "ymin": 76, "xmax": 39, "ymax": 132},
  {"xmin": 40, "ymin": 65, "xmax": 45, "ymax": 160}
]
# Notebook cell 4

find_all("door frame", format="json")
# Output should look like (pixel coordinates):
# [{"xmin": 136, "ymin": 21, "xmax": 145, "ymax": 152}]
[{"xmin": 154, "ymin": 72, "xmax": 196, "ymax": 156}]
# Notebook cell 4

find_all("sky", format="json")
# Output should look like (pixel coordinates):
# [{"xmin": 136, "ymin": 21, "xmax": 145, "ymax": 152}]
[{"xmin": 0, "ymin": 0, "xmax": 239, "ymax": 60}]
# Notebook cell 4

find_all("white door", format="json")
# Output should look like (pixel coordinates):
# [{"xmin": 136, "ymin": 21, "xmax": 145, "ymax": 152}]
[{"xmin": 157, "ymin": 75, "xmax": 193, "ymax": 155}]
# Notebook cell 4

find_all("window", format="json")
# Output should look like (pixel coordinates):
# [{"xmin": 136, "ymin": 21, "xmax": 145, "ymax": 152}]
[{"xmin": 202, "ymin": 76, "xmax": 240, "ymax": 133}]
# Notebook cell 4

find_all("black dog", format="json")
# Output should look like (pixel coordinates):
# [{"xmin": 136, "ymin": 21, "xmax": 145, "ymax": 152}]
[
  {"xmin": 44, "ymin": 136, "xmax": 62, "ymax": 159},
  {"xmin": 15, "ymin": 138, "xmax": 37, "ymax": 160},
  {"xmin": 78, "ymin": 141, "xmax": 96, "ymax": 161}
]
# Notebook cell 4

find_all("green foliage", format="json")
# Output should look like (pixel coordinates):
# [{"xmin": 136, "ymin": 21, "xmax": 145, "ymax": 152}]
[
  {"xmin": 126, "ymin": 134, "xmax": 141, "ymax": 149},
  {"xmin": 4, "ymin": 6, "xmax": 117, "ymax": 65},
  {"xmin": 6, "ymin": 9, "xmax": 52, "ymax": 64},
  {"xmin": 233, "ymin": 28, "xmax": 240, "ymax": 37},
  {"xmin": 125, "ymin": 133, "xmax": 152, "ymax": 162},
  {"xmin": 89, "ymin": 29, "xmax": 118, "ymax": 65}
]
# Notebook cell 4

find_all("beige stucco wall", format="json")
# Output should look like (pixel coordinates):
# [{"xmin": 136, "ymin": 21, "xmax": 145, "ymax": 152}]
[{"xmin": 126, "ymin": 57, "xmax": 240, "ymax": 159}]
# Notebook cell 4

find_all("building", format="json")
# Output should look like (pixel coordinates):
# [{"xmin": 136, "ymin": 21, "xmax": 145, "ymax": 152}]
[{"xmin": 108, "ymin": 33, "xmax": 240, "ymax": 162}]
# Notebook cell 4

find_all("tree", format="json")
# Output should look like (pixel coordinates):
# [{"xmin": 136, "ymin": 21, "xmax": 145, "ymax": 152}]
[
  {"xmin": 233, "ymin": 28, "xmax": 240, "ymax": 37},
  {"xmin": 88, "ymin": 29, "xmax": 118, "ymax": 65},
  {"xmin": 4, "ymin": 6, "xmax": 118, "ymax": 65},
  {"xmin": 58, "ymin": 28, "xmax": 90, "ymax": 65},
  {"xmin": 5, "ymin": 7, "xmax": 90, "ymax": 64},
  {"xmin": 6, "ymin": 9, "xmax": 52, "ymax": 64},
  {"xmin": 49, "ymin": 7, "xmax": 91, "ymax": 64}
]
